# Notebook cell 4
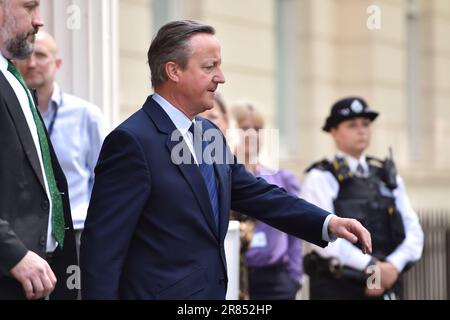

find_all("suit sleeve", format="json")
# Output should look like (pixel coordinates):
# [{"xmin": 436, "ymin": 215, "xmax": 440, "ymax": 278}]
[
  {"xmin": 0, "ymin": 219, "xmax": 28, "ymax": 275},
  {"xmin": 80, "ymin": 128, "xmax": 151, "ymax": 299},
  {"xmin": 0, "ymin": 96, "xmax": 28, "ymax": 275},
  {"xmin": 230, "ymin": 161, "xmax": 329, "ymax": 248}
]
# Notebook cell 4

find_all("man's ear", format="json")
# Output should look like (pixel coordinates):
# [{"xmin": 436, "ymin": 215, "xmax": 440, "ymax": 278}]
[
  {"xmin": 55, "ymin": 57, "xmax": 63, "ymax": 70},
  {"xmin": 165, "ymin": 61, "xmax": 180, "ymax": 83}
]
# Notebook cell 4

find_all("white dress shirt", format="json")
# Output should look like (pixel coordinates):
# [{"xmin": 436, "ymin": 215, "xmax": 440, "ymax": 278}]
[
  {"xmin": 0, "ymin": 52, "xmax": 57, "ymax": 252},
  {"xmin": 301, "ymin": 150, "xmax": 424, "ymax": 271},
  {"xmin": 152, "ymin": 93, "xmax": 335, "ymax": 242},
  {"xmin": 152, "ymin": 93, "xmax": 198, "ymax": 164}
]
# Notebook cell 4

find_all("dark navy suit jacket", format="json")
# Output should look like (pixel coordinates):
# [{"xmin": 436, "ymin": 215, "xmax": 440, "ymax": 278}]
[{"xmin": 80, "ymin": 96, "xmax": 329, "ymax": 300}]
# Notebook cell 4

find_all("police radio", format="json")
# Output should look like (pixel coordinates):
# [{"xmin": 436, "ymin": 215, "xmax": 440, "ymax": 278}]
[{"xmin": 383, "ymin": 147, "xmax": 398, "ymax": 189}]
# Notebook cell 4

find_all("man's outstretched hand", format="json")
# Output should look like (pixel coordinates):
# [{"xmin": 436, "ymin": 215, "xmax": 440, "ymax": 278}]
[{"xmin": 328, "ymin": 216, "xmax": 372, "ymax": 254}]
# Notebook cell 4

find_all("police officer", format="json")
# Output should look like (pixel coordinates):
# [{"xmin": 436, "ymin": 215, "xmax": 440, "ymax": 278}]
[{"xmin": 301, "ymin": 96, "xmax": 424, "ymax": 300}]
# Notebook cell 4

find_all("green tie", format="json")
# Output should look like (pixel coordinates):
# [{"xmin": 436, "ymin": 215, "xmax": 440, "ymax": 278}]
[{"xmin": 7, "ymin": 60, "xmax": 65, "ymax": 248}]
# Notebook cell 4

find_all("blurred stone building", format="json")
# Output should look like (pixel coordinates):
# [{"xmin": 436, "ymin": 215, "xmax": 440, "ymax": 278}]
[
  {"xmin": 40, "ymin": 0, "xmax": 450, "ymax": 210},
  {"xmin": 38, "ymin": 0, "xmax": 450, "ymax": 299}
]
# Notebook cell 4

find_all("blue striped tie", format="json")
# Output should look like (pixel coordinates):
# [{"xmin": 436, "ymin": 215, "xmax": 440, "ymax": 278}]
[{"xmin": 189, "ymin": 122, "xmax": 219, "ymax": 229}]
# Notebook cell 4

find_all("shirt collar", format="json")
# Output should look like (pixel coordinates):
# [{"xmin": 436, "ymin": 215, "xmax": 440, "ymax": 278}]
[
  {"xmin": 50, "ymin": 82, "xmax": 63, "ymax": 107},
  {"xmin": 39, "ymin": 83, "xmax": 62, "ymax": 118},
  {"xmin": 336, "ymin": 150, "xmax": 368, "ymax": 173},
  {"xmin": 0, "ymin": 53, "xmax": 63, "ymax": 111},
  {"xmin": 152, "ymin": 93, "xmax": 194, "ymax": 135},
  {"xmin": 0, "ymin": 51, "xmax": 9, "ymax": 72}
]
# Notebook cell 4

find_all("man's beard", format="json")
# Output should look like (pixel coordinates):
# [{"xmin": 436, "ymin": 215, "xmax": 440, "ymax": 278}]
[
  {"xmin": 5, "ymin": 29, "xmax": 38, "ymax": 59},
  {"xmin": 1, "ymin": 12, "xmax": 38, "ymax": 60}
]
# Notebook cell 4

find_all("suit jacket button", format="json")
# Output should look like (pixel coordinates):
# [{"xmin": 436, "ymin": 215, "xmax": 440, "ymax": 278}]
[
  {"xmin": 40, "ymin": 236, "xmax": 46, "ymax": 247},
  {"xmin": 41, "ymin": 200, "xmax": 49, "ymax": 211},
  {"xmin": 219, "ymin": 277, "xmax": 226, "ymax": 285}
]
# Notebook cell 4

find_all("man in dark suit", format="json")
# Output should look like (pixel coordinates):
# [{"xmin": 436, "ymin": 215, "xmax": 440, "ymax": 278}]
[
  {"xmin": 80, "ymin": 20, "xmax": 372, "ymax": 300},
  {"xmin": 0, "ymin": 0, "xmax": 78, "ymax": 300}
]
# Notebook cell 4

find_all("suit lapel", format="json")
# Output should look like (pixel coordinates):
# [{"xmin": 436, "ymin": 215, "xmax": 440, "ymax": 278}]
[
  {"xmin": 165, "ymin": 136, "xmax": 219, "ymax": 239},
  {"xmin": 144, "ymin": 97, "xmax": 220, "ymax": 239},
  {"xmin": 0, "ymin": 73, "xmax": 46, "ymax": 190}
]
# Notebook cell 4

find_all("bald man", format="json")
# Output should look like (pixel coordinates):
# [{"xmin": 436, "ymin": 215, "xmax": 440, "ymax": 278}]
[{"xmin": 15, "ymin": 31, "xmax": 106, "ymax": 256}]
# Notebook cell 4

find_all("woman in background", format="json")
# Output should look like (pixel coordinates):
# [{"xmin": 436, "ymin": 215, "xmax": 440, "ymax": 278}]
[{"xmin": 232, "ymin": 102, "xmax": 303, "ymax": 300}]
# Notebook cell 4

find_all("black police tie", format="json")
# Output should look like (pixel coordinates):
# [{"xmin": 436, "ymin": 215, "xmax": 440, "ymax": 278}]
[
  {"xmin": 356, "ymin": 163, "xmax": 365, "ymax": 177},
  {"xmin": 189, "ymin": 122, "xmax": 220, "ymax": 229}
]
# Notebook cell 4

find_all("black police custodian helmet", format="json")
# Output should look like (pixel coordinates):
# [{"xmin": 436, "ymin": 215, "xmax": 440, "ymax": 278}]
[{"xmin": 322, "ymin": 96, "xmax": 379, "ymax": 132}]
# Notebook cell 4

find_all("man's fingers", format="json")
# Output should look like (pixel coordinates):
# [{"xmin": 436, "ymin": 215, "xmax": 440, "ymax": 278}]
[
  {"xmin": 351, "ymin": 221, "xmax": 372, "ymax": 254},
  {"xmin": 23, "ymin": 268, "xmax": 55, "ymax": 300},
  {"xmin": 340, "ymin": 228, "xmax": 358, "ymax": 243},
  {"xmin": 330, "ymin": 217, "xmax": 373, "ymax": 254},
  {"xmin": 364, "ymin": 232, "xmax": 372, "ymax": 254},
  {"xmin": 22, "ymin": 279, "xmax": 35, "ymax": 300},
  {"xmin": 10, "ymin": 251, "xmax": 58, "ymax": 299},
  {"xmin": 41, "ymin": 270, "xmax": 56, "ymax": 297},
  {"xmin": 360, "ymin": 228, "xmax": 372, "ymax": 254},
  {"xmin": 46, "ymin": 265, "xmax": 57, "ymax": 287},
  {"xmin": 29, "ymin": 277, "xmax": 45, "ymax": 300}
]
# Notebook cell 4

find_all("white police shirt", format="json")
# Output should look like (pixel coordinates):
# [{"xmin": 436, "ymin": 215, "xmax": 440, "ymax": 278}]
[{"xmin": 300, "ymin": 150, "xmax": 424, "ymax": 272}]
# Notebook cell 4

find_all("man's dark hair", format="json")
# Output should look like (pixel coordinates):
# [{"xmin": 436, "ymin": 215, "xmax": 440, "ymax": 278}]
[{"xmin": 147, "ymin": 20, "xmax": 215, "ymax": 88}]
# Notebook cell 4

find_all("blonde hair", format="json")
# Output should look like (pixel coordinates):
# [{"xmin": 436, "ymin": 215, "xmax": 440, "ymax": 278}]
[{"xmin": 231, "ymin": 101, "xmax": 264, "ymax": 130}]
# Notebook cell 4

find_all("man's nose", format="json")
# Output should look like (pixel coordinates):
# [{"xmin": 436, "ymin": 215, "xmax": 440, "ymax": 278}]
[
  {"xmin": 32, "ymin": 9, "xmax": 45, "ymax": 29},
  {"xmin": 28, "ymin": 54, "xmax": 37, "ymax": 67},
  {"xmin": 214, "ymin": 68, "xmax": 225, "ymax": 84}
]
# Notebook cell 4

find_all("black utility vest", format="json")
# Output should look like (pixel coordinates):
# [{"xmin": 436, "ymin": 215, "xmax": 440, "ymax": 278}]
[{"xmin": 308, "ymin": 157, "xmax": 406, "ymax": 259}]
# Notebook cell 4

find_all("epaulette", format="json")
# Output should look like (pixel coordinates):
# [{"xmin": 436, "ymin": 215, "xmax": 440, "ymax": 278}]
[
  {"xmin": 306, "ymin": 158, "xmax": 352, "ymax": 183},
  {"xmin": 329, "ymin": 157, "xmax": 354, "ymax": 183},
  {"xmin": 305, "ymin": 159, "xmax": 332, "ymax": 173},
  {"xmin": 366, "ymin": 155, "xmax": 384, "ymax": 169}
]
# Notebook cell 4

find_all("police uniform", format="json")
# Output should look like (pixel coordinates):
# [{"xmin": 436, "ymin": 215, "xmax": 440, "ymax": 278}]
[{"xmin": 301, "ymin": 97, "xmax": 424, "ymax": 300}]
